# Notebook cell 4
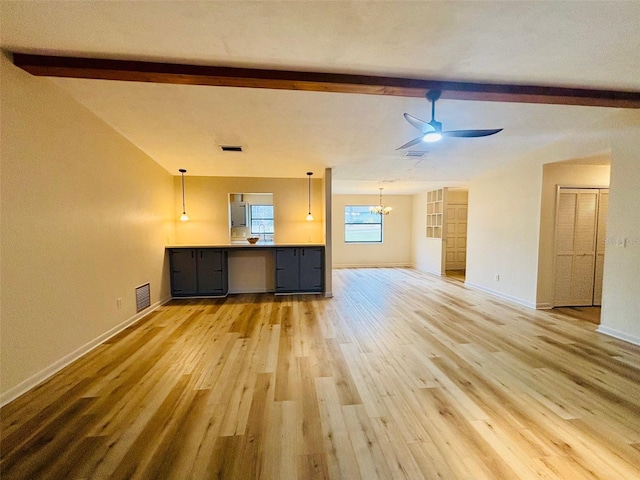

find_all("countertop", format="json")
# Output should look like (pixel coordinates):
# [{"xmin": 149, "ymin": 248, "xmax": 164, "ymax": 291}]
[{"xmin": 166, "ymin": 242, "xmax": 325, "ymax": 249}]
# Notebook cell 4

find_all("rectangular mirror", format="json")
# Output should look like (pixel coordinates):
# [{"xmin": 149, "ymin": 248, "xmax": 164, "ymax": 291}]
[{"xmin": 229, "ymin": 193, "xmax": 274, "ymax": 243}]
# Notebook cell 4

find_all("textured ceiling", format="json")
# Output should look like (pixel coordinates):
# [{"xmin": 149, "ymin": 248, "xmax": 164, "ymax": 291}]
[{"xmin": 2, "ymin": 1, "xmax": 639, "ymax": 193}]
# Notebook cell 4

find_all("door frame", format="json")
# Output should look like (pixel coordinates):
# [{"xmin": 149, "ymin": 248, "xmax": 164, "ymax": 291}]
[{"xmin": 551, "ymin": 184, "xmax": 609, "ymax": 308}]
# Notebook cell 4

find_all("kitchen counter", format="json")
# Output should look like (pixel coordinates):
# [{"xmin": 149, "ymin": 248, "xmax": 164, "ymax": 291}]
[
  {"xmin": 166, "ymin": 244, "xmax": 326, "ymax": 296},
  {"xmin": 166, "ymin": 242, "xmax": 325, "ymax": 248}
]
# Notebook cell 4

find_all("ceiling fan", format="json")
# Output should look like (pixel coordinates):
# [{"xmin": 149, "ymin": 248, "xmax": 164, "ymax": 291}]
[{"xmin": 397, "ymin": 90, "xmax": 503, "ymax": 150}]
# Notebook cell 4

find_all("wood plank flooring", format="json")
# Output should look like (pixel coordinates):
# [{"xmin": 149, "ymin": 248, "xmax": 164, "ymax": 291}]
[
  {"xmin": 554, "ymin": 306, "xmax": 601, "ymax": 325},
  {"xmin": 2, "ymin": 268, "xmax": 640, "ymax": 479}
]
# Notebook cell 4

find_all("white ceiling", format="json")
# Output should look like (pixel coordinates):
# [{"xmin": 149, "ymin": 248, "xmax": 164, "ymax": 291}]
[{"xmin": 2, "ymin": 1, "xmax": 639, "ymax": 194}]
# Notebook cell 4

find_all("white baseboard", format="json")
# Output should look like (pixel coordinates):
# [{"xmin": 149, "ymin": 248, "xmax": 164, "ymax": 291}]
[
  {"xmin": 1, "ymin": 295, "xmax": 172, "ymax": 407},
  {"xmin": 596, "ymin": 325, "xmax": 640, "ymax": 346},
  {"xmin": 411, "ymin": 264, "xmax": 445, "ymax": 277},
  {"xmin": 332, "ymin": 263, "xmax": 412, "ymax": 269},
  {"xmin": 464, "ymin": 281, "xmax": 537, "ymax": 309}
]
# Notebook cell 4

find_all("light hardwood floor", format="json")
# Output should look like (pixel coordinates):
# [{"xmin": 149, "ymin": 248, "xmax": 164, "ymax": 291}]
[
  {"xmin": 2, "ymin": 268, "xmax": 640, "ymax": 479},
  {"xmin": 554, "ymin": 306, "xmax": 601, "ymax": 325}
]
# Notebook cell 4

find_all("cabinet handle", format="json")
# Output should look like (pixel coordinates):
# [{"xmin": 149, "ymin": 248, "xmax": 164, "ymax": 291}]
[
  {"xmin": 294, "ymin": 249, "xmax": 297, "ymax": 256},
  {"xmin": 191, "ymin": 250, "xmax": 194, "ymax": 258},
  {"xmin": 200, "ymin": 250, "xmax": 203, "ymax": 258},
  {"xmin": 302, "ymin": 249, "xmax": 305, "ymax": 256}
]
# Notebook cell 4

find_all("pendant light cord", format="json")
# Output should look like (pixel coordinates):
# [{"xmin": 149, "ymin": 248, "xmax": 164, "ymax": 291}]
[
  {"xmin": 306, "ymin": 172, "xmax": 314, "ymax": 221},
  {"xmin": 181, "ymin": 174, "xmax": 186, "ymax": 213},
  {"xmin": 307, "ymin": 172, "xmax": 313, "ymax": 214},
  {"xmin": 179, "ymin": 169, "xmax": 187, "ymax": 217},
  {"xmin": 181, "ymin": 173, "xmax": 186, "ymax": 213},
  {"xmin": 308, "ymin": 174, "xmax": 311, "ymax": 213}
]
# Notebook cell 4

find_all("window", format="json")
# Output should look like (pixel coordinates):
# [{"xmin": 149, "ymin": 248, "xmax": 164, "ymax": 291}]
[
  {"xmin": 344, "ymin": 206, "xmax": 382, "ymax": 243},
  {"xmin": 250, "ymin": 205, "xmax": 274, "ymax": 234}
]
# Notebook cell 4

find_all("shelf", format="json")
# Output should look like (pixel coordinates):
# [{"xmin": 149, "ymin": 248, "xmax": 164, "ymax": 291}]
[{"xmin": 426, "ymin": 188, "xmax": 444, "ymax": 238}]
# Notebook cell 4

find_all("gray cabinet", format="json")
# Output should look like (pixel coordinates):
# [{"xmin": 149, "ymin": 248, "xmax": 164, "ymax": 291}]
[
  {"xmin": 230, "ymin": 202, "xmax": 247, "ymax": 227},
  {"xmin": 169, "ymin": 248, "xmax": 228, "ymax": 297},
  {"xmin": 275, "ymin": 247, "xmax": 324, "ymax": 293}
]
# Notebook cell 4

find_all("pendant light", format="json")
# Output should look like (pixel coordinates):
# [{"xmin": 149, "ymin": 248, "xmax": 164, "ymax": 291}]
[
  {"xmin": 370, "ymin": 187, "xmax": 392, "ymax": 215},
  {"xmin": 179, "ymin": 169, "xmax": 189, "ymax": 221},
  {"xmin": 306, "ymin": 172, "xmax": 314, "ymax": 221}
]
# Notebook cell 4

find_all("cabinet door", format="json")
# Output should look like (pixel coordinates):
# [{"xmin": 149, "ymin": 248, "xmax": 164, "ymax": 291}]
[
  {"xmin": 299, "ymin": 248, "xmax": 324, "ymax": 292},
  {"xmin": 230, "ymin": 202, "xmax": 247, "ymax": 226},
  {"xmin": 197, "ymin": 249, "xmax": 225, "ymax": 294},
  {"xmin": 170, "ymin": 249, "xmax": 197, "ymax": 295},
  {"xmin": 275, "ymin": 248, "xmax": 300, "ymax": 292}
]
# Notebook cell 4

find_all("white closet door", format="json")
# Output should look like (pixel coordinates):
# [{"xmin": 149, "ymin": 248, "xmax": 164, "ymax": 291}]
[
  {"xmin": 593, "ymin": 189, "xmax": 609, "ymax": 306},
  {"xmin": 553, "ymin": 189, "xmax": 598, "ymax": 307},
  {"xmin": 445, "ymin": 204, "xmax": 467, "ymax": 271}
]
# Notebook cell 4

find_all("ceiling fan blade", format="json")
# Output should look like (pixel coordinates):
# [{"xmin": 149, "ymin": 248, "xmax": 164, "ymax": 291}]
[
  {"xmin": 403, "ymin": 113, "xmax": 435, "ymax": 133},
  {"xmin": 396, "ymin": 135, "xmax": 425, "ymax": 150},
  {"xmin": 442, "ymin": 128, "xmax": 503, "ymax": 138}
]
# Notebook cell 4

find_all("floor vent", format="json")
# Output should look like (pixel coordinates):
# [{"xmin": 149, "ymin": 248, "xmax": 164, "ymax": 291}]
[{"xmin": 135, "ymin": 283, "xmax": 151, "ymax": 313}]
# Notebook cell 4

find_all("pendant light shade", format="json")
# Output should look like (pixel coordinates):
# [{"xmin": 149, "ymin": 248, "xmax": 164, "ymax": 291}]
[
  {"xmin": 179, "ymin": 169, "xmax": 189, "ymax": 221},
  {"xmin": 370, "ymin": 187, "xmax": 392, "ymax": 215},
  {"xmin": 306, "ymin": 172, "xmax": 314, "ymax": 221}
]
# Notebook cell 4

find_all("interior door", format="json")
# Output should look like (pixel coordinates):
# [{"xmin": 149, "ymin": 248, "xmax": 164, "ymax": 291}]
[
  {"xmin": 593, "ymin": 189, "xmax": 609, "ymax": 306},
  {"xmin": 445, "ymin": 204, "xmax": 467, "ymax": 271},
  {"xmin": 553, "ymin": 189, "xmax": 598, "ymax": 307}
]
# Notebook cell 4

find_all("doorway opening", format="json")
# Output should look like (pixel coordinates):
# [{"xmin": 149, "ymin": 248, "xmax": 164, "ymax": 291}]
[
  {"xmin": 444, "ymin": 190, "xmax": 468, "ymax": 282},
  {"xmin": 552, "ymin": 187, "xmax": 608, "ymax": 322}
]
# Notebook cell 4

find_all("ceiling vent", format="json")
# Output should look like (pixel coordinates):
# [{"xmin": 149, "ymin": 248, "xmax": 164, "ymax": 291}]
[
  {"xmin": 220, "ymin": 145, "xmax": 243, "ymax": 152},
  {"xmin": 404, "ymin": 151, "xmax": 428, "ymax": 158}
]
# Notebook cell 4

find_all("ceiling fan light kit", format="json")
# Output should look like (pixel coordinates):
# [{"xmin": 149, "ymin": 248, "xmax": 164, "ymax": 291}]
[
  {"xmin": 398, "ymin": 90, "xmax": 503, "ymax": 150},
  {"xmin": 423, "ymin": 132, "xmax": 442, "ymax": 143}
]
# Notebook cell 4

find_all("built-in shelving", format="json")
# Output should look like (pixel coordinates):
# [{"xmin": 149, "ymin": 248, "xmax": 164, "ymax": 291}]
[{"xmin": 426, "ymin": 188, "xmax": 444, "ymax": 238}]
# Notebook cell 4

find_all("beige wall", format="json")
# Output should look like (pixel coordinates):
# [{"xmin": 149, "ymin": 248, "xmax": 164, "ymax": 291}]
[
  {"xmin": 411, "ymin": 192, "xmax": 444, "ymax": 275},
  {"xmin": 465, "ymin": 113, "xmax": 619, "ymax": 309},
  {"xmin": 599, "ymin": 116, "xmax": 640, "ymax": 344},
  {"xmin": 465, "ymin": 108, "xmax": 640, "ymax": 346},
  {"xmin": 174, "ymin": 176, "xmax": 324, "ymax": 245},
  {"xmin": 466, "ymin": 159, "xmax": 543, "ymax": 308},
  {"xmin": 1, "ymin": 55, "xmax": 175, "ymax": 403},
  {"xmin": 332, "ymin": 194, "xmax": 412, "ymax": 267},
  {"xmin": 536, "ymin": 160, "xmax": 611, "ymax": 307}
]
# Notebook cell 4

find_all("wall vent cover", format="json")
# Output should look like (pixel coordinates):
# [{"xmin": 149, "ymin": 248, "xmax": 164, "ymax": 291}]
[
  {"xmin": 135, "ymin": 283, "xmax": 151, "ymax": 313},
  {"xmin": 220, "ymin": 145, "xmax": 243, "ymax": 152},
  {"xmin": 404, "ymin": 151, "xmax": 428, "ymax": 158}
]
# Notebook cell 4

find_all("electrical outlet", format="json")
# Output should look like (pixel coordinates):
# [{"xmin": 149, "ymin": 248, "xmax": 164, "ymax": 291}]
[
  {"xmin": 495, "ymin": 274, "xmax": 500, "ymax": 281},
  {"xmin": 116, "ymin": 298, "xmax": 122, "ymax": 309}
]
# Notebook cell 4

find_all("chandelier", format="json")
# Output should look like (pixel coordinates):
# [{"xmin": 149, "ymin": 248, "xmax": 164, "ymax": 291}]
[{"xmin": 370, "ymin": 187, "xmax": 392, "ymax": 215}]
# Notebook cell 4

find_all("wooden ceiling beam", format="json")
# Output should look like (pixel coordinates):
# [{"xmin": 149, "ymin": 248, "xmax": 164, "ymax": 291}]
[{"xmin": 11, "ymin": 53, "xmax": 640, "ymax": 108}]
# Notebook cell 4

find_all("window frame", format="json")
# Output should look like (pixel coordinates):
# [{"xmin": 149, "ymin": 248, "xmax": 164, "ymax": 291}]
[
  {"xmin": 250, "ymin": 204, "xmax": 275, "ymax": 235},
  {"xmin": 344, "ymin": 205, "xmax": 383, "ymax": 243}
]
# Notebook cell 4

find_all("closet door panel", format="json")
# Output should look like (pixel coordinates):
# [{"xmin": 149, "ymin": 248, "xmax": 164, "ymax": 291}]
[
  {"xmin": 593, "ymin": 189, "xmax": 609, "ymax": 306},
  {"xmin": 553, "ymin": 189, "xmax": 599, "ymax": 307}
]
